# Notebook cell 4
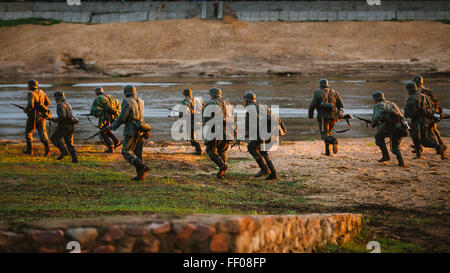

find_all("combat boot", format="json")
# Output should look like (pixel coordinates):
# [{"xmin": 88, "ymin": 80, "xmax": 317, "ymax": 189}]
[
  {"xmin": 132, "ymin": 160, "xmax": 151, "ymax": 181},
  {"xmin": 23, "ymin": 141, "xmax": 33, "ymax": 155},
  {"xmin": 57, "ymin": 153, "xmax": 68, "ymax": 160},
  {"xmin": 104, "ymin": 146, "xmax": 114, "ymax": 153},
  {"xmin": 439, "ymin": 144, "xmax": 448, "ymax": 160},
  {"xmin": 324, "ymin": 141, "xmax": 331, "ymax": 156},
  {"xmin": 255, "ymin": 169, "xmax": 270, "ymax": 178},
  {"xmin": 332, "ymin": 140, "xmax": 339, "ymax": 154},
  {"xmin": 217, "ymin": 164, "xmax": 229, "ymax": 179},
  {"xmin": 254, "ymin": 157, "xmax": 269, "ymax": 178},
  {"xmin": 377, "ymin": 145, "xmax": 390, "ymax": 162},
  {"xmin": 265, "ymin": 159, "xmax": 278, "ymax": 180},
  {"xmin": 70, "ymin": 150, "xmax": 78, "ymax": 163},
  {"xmin": 395, "ymin": 153, "xmax": 406, "ymax": 167},
  {"xmin": 43, "ymin": 141, "xmax": 51, "ymax": 157},
  {"xmin": 113, "ymin": 140, "xmax": 122, "ymax": 151},
  {"xmin": 194, "ymin": 142, "xmax": 203, "ymax": 156}
]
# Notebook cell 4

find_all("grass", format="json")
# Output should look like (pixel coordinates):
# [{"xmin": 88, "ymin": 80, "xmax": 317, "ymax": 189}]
[{"xmin": 0, "ymin": 18, "xmax": 62, "ymax": 27}]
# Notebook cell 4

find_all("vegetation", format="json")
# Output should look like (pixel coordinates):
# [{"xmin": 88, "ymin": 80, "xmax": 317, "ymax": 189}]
[{"xmin": 0, "ymin": 18, "xmax": 62, "ymax": 27}]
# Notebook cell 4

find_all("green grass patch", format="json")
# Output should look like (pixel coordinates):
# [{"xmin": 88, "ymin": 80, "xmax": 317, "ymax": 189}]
[{"xmin": 0, "ymin": 17, "xmax": 62, "ymax": 27}]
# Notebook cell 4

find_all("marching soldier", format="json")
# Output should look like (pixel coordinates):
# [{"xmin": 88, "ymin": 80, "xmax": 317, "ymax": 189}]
[
  {"xmin": 90, "ymin": 87, "xmax": 122, "ymax": 153},
  {"xmin": 413, "ymin": 76, "xmax": 446, "ymax": 152},
  {"xmin": 371, "ymin": 91, "xmax": 406, "ymax": 167},
  {"xmin": 23, "ymin": 79, "xmax": 51, "ymax": 156},
  {"xmin": 108, "ymin": 85, "xmax": 151, "ymax": 181},
  {"xmin": 308, "ymin": 79, "xmax": 345, "ymax": 156},
  {"xmin": 243, "ymin": 92, "xmax": 279, "ymax": 180},
  {"xmin": 202, "ymin": 87, "xmax": 234, "ymax": 179},
  {"xmin": 49, "ymin": 91, "xmax": 78, "ymax": 163},
  {"xmin": 404, "ymin": 82, "xmax": 447, "ymax": 160},
  {"xmin": 179, "ymin": 88, "xmax": 204, "ymax": 155}
]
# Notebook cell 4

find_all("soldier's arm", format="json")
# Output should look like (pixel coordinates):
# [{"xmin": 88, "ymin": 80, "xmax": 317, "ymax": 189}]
[
  {"xmin": 179, "ymin": 99, "xmax": 188, "ymax": 118},
  {"xmin": 110, "ymin": 100, "xmax": 130, "ymax": 130},
  {"xmin": 90, "ymin": 96, "xmax": 103, "ymax": 117},
  {"xmin": 335, "ymin": 91, "xmax": 344, "ymax": 110},
  {"xmin": 24, "ymin": 92, "xmax": 34, "ymax": 113},
  {"xmin": 404, "ymin": 96, "xmax": 418, "ymax": 119},
  {"xmin": 308, "ymin": 91, "xmax": 321, "ymax": 119},
  {"xmin": 371, "ymin": 104, "xmax": 383, "ymax": 128}
]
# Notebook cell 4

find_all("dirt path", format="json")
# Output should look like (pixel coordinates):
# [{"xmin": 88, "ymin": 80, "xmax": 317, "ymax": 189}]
[{"xmin": 1, "ymin": 19, "xmax": 449, "ymax": 77}]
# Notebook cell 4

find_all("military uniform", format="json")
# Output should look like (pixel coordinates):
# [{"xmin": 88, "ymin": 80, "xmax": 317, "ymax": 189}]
[
  {"xmin": 180, "ymin": 89, "xmax": 204, "ymax": 155},
  {"xmin": 371, "ymin": 91, "xmax": 405, "ymax": 167},
  {"xmin": 404, "ymin": 82, "xmax": 445, "ymax": 159},
  {"xmin": 110, "ymin": 85, "xmax": 150, "ymax": 180},
  {"xmin": 202, "ymin": 88, "xmax": 234, "ymax": 178},
  {"xmin": 50, "ymin": 91, "xmax": 78, "ymax": 163},
  {"xmin": 90, "ymin": 88, "xmax": 121, "ymax": 153},
  {"xmin": 23, "ymin": 80, "xmax": 51, "ymax": 156},
  {"xmin": 244, "ymin": 92, "xmax": 278, "ymax": 180},
  {"xmin": 417, "ymin": 84, "xmax": 445, "ymax": 147},
  {"xmin": 308, "ymin": 79, "xmax": 344, "ymax": 156}
]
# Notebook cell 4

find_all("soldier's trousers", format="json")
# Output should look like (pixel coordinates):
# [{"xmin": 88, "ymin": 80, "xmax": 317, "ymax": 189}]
[
  {"xmin": 99, "ymin": 124, "xmax": 120, "ymax": 148},
  {"xmin": 206, "ymin": 140, "xmax": 230, "ymax": 168},
  {"xmin": 375, "ymin": 133, "xmax": 402, "ymax": 162},
  {"xmin": 121, "ymin": 134, "xmax": 144, "ymax": 165},
  {"xmin": 248, "ymin": 140, "xmax": 276, "ymax": 173},
  {"xmin": 430, "ymin": 123, "xmax": 444, "ymax": 145},
  {"xmin": 25, "ymin": 117, "xmax": 49, "ymax": 144},
  {"xmin": 50, "ymin": 125, "xmax": 76, "ymax": 155},
  {"xmin": 410, "ymin": 122, "xmax": 439, "ymax": 154},
  {"xmin": 319, "ymin": 118, "xmax": 337, "ymax": 144}
]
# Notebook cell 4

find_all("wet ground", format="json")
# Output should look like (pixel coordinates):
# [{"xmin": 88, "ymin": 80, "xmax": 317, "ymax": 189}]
[{"xmin": 0, "ymin": 75, "xmax": 449, "ymax": 141}]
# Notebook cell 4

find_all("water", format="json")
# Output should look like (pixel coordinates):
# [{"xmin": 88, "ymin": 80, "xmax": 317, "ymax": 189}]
[{"xmin": 0, "ymin": 76, "xmax": 449, "ymax": 142}]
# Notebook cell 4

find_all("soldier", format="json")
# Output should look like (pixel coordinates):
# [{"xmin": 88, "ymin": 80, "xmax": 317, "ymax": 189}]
[
  {"xmin": 202, "ymin": 87, "xmax": 234, "ymax": 179},
  {"xmin": 413, "ymin": 76, "xmax": 446, "ymax": 152},
  {"xmin": 243, "ymin": 92, "xmax": 279, "ymax": 180},
  {"xmin": 23, "ymin": 79, "xmax": 51, "ymax": 156},
  {"xmin": 308, "ymin": 79, "xmax": 344, "ymax": 156},
  {"xmin": 179, "ymin": 88, "xmax": 204, "ymax": 155},
  {"xmin": 404, "ymin": 82, "xmax": 447, "ymax": 160},
  {"xmin": 49, "ymin": 91, "xmax": 78, "ymax": 163},
  {"xmin": 108, "ymin": 85, "xmax": 151, "ymax": 181},
  {"xmin": 371, "ymin": 91, "xmax": 406, "ymax": 167},
  {"xmin": 89, "ymin": 87, "xmax": 122, "ymax": 153}
]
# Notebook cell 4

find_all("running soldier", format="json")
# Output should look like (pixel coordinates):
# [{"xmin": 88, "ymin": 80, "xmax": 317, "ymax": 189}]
[
  {"xmin": 90, "ymin": 87, "xmax": 122, "ymax": 153},
  {"xmin": 308, "ymin": 79, "xmax": 345, "ymax": 156},
  {"xmin": 50, "ymin": 91, "xmax": 78, "ymax": 163},
  {"xmin": 179, "ymin": 88, "xmax": 204, "ymax": 155}
]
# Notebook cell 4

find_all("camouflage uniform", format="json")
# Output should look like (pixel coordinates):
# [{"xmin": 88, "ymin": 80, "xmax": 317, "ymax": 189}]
[
  {"xmin": 180, "ymin": 89, "xmax": 204, "ymax": 155},
  {"xmin": 371, "ymin": 92, "xmax": 405, "ymax": 166},
  {"xmin": 110, "ymin": 85, "xmax": 150, "ymax": 180},
  {"xmin": 244, "ymin": 92, "xmax": 278, "ymax": 180},
  {"xmin": 404, "ymin": 83, "xmax": 444, "ymax": 159},
  {"xmin": 24, "ymin": 80, "xmax": 51, "ymax": 156},
  {"xmin": 202, "ymin": 88, "xmax": 234, "ymax": 178},
  {"xmin": 50, "ymin": 92, "xmax": 78, "ymax": 163},
  {"xmin": 90, "ymin": 91, "xmax": 121, "ymax": 152},
  {"xmin": 308, "ymin": 79, "xmax": 344, "ymax": 156},
  {"xmin": 418, "ymin": 85, "xmax": 445, "ymax": 147}
]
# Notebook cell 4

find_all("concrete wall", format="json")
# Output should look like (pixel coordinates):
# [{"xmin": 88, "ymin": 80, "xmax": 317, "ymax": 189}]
[
  {"xmin": 0, "ymin": 1, "xmax": 449, "ymax": 23},
  {"xmin": 0, "ymin": 213, "xmax": 362, "ymax": 253}
]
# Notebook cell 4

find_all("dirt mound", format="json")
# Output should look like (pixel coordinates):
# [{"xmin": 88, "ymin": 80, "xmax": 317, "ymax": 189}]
[{"xmin": 0, "ymin": 20, "xmax": 449, "ymax": 77}]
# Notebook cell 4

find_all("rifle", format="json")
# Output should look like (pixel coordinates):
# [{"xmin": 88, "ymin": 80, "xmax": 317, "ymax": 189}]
[
  {"xmin": 335, "ymin": 114, "xmax": 353, "ymax": 133},
  {"xmin": 354, "ymin": 115, "xmax": 372, "ymax": 127},
  {"xmin": 11, "ymin": 103, "xmax": 25, "ymax": 111},
  {"xmin": 80, "ymin": 113, "xmax": 100, "ymax": 128}
]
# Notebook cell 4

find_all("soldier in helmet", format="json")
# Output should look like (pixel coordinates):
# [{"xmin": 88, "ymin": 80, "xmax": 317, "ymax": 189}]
[
  {"xmin": 202, "ymin": 87, "xmax": 235, "ymax": 179},
  {"xmin": 49, "ymin": 91, "xmax": 78, "ymax": 163},
  {"xmin": 404, "ymin": 82, "xmax": 446, "ymax": 160},
  {"xmin": 371, "ymin": 91, "xmax": 406, "ymax": 167},
  {"xmin": 89, "ymin": 87, "xmax": 122, "ymax": 153},
  {"xmin": 108, "ymin": 85, "xmax": 151, "ymax": 180},
  {"xmin": 308, "ymin": 79, "xmax": 345, "ymax": 156},
  {"xmin": 179, "ymin": 88, "xmax": 204, "ymax": 155},
  {"xmin": 243, "ymin": 91, "xmax": 279, "ymax": 179},
  {"xmin": 412, "ymin": 76, "xmax": 446, "ymax": 153},
  {"xmin": 23, "ymin": 79, "xmax": 51, "ymax": 156}
]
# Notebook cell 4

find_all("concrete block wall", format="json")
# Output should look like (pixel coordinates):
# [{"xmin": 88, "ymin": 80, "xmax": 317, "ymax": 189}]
[
  {"xmin": 0, "ymin": 1, "xmax": 449, "ymax": 23},
  {"xmin": 0, "ymin": 213, "xmax": 362, "ymax": 253}
]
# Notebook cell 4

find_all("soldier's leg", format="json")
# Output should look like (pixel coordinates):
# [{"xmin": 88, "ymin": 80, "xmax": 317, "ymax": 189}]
[
  {"xmin": 99, "ymin": 125, "xmax": 113, "ymax": 152},
  {"xmin": 391, "ymin": 136, "xmax": 405, "ymax": 167},
  {"xmin": 63, "ymin": 126, "xmax": 78, "ymax": 163},
  {"xmin": 218, "ymin": 140, "xmax": 230, "ymax": 166},
  {"xmin": 420, "ymin": 125, "xmax": 440, "ymax": 152},
  {"xmin": 190, "ymin": 140, "xmax": 203, "ymax": 155},
  {"xmin": 248, "ymin": 140, "xmax": 269, "ymax": 177},
  {"xmin": 206, "ymin": 141, "xmax": 227, "ymax": 178},
  {"xmin": 36, "ymin": 118, "xmax": 51, "ymax": 157},
  {"xmin": 24, "ymin": 118, "xmax": 35, "ymax": 155},
  {"xmin": 410, "ymin": 124, "xmax": 423, "ymax": 159},
  {"xmin": 328, "ymin": 120, "xmax": 339, "ymax": 154},
  {"xmin": 132, "ymin": 136, "xmax": 150, "ymax": 180},
  {"xmin": 133, "ymin": 136, "xmax": 144, "ymax": 161},
  {"xmin": 375, "ymin": 133, "xmax": 390, "ymax": 162},
  {"xmin": 50, "ymin": 126, "xmax": 69, "ymax": 160},
  {"xmin": 261, "ymin": 149, "xmax": 278, "ymax": 180},
  {"xmin": 319, "ymin": 118, "xmax": 331, "ymax": 156}
]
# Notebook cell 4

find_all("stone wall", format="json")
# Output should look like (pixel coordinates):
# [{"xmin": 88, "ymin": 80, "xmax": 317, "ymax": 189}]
[
  {"xmin": 0, "ymin": 1, "xmax": 449, "ymax": 23},
  {"xmin": 0, "ymin": 213, "xmax": 362, "ymax": 253}
]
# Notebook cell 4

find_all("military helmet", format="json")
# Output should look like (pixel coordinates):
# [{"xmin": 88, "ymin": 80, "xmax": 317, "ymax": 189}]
[
  {"xmin": 54, "ymin": 91, "xmax": 65, "ymax": 99},
  {"xmin": 183, "ymin": 88, "xmax": 192, "ymax": 97},
  {"xmin": 372, "ymin": 91, "xmax": 385, "ymax": 101},
  {"xmin": 95, "ymin": 87, "xmax": 104, "ymax": 95},
  {"xmin": 413, "ymin": 75, "xmax": 423, "ymax": 86},
  {"xmin": 209, "ymin": 87, "xmax": 222, "ymax": 97},
  {"xmin": 124, "ymin": 85, "xmax": 136, "ymax": 96},
  {"xmin": 28, "ymin": 79, "xmax": 38, "ymax": 90},
  {"xmin": 406, "ymin": 82, "xmax": 418, "ymax": 92},
  {"xmin": 243, "ymin": 91, "xmax": 256, "ymax": 102},
  {"xmin": 319, "ymin": 79, "xmax": 329, "ymax": 88}
]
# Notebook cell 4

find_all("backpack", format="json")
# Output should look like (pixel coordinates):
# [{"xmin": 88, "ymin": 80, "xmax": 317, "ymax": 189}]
[
  {"xmin": 420, "ymin": 93, "xmax": 436, "ymax": 118},
  {"xmin": 384, "ymin": 100, "xmax": 408, "ymax": 138},
  {"xmin": 103, "ymin": 95, "xmax": 121, "ymax": 118},
  {"xmin": 319, "ymin": 88, "xmax": 343, "ymax": 121},
  {"xmin": 258, "ymin": 104, "xmax": 287, "ymax": 137}
]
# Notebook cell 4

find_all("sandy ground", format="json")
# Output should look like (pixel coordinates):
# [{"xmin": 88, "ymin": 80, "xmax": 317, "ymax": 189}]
[
  {"xmin": 1, "ymin": 19, "xmax": 450, "ymax": 77},
  {"xmin": 143, "ymin": 137, "xmax": 450, "ymax": 212}
]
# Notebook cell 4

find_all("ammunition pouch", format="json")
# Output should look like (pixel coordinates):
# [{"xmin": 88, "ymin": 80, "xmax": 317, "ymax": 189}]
[{"xmin": 134, "ymin": 120, "xmax": 151, "ymax": 139}]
